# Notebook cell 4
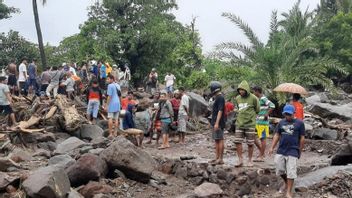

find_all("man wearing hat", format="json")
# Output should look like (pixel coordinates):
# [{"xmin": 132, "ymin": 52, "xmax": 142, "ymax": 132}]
[{"xmin": 269, "ymin": 104, "xmax": 305, "ymax": 198}]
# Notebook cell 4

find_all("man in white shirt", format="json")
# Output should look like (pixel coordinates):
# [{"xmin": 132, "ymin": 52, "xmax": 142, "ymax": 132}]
[
  {"xmin": 18, "ymin": 58, "xmax": 28, "ymax": 96},
  {"xmin": 178, "ymin": 87, "xmax": 190, "ymax": 144},
  {"xmin": 165, "ymin": 72, "xmax": 176, "ymax": 94}
]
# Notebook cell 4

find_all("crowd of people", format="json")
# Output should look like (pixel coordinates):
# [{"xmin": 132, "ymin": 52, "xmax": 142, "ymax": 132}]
[{"xmin": 0, "ymin": 59, "xmax": 305, "ymax": 198}]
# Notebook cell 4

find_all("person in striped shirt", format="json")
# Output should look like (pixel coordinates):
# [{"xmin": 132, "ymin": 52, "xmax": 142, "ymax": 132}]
[{"xmin": 252, "ymin": 86, "xmax": 275, "ymax": 162}]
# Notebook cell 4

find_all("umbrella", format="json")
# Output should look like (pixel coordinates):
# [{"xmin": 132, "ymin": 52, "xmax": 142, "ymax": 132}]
[{"xmin": 273, "ymin": 83, "xmax": 308, "ymax": 95}]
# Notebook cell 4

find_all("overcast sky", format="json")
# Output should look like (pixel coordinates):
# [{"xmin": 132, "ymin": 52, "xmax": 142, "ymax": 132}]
[{"xmin": 0, "ymin": 0, "xmax": 320, "ymax": 53}]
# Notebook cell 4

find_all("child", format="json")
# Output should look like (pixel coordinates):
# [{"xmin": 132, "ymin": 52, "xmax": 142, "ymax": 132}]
[
  {"xmin": 209, "ymin": 81, "xmax": 225, "ymax": 165},
  {"xmin": 61, "ymin": 71, "xmax": 75, "ymax": 99},
  {"xmin": 0, "ymin": 76, "xmax": 17, "ymax": 126},
  {"xmin": 269, "ymin": 104, "xmax": 305, "ymax": 198},
  {"xmin": 158, "ymin": 91, "xmax": 174, "ymax": 149},
  {"xmin": 86, "ymin": 79, "xmax": 103, "ymax": 124}
]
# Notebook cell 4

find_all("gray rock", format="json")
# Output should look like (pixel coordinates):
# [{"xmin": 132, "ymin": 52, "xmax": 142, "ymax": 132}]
[
  {"xmin": 8, "ymin": 148, "xmax": 33, "ymax": 163},
  {"xmin": 307, "ymin": 95, "xmax": 352, "ymax": 122},
  {"xmin": 174, "ymin": 166, "xmax": 188, "ymax": 179},
  {"xmin": 78, "ymin": 124, "xmax": 104, "ymax": 141},
  {"xmin": 80, "ymin": 145, "xmax": 94, "ymax": 154},
  {"xmin": 312, "ymin": 128, "xmax": 338, "ymax": 140},
  {"xmin": 187, "ymin": 92, "xmax": 209, "ymax": 117},
  {"xmin": 0, "ymin": 157, "xmax": 20, "ymax": 171},
  {"xmin": 194, "ymin": 182, "xmax": 223, "ymax": 197},
  {"xmin": 48, "ymin": 154, "xmax": 76, "ymax": 169},
  {"xmin": 23, "ymin": 166, "xmax": 71, "ymax": 198},
  {"xmin": 35, "ymin": 132, "xmax": 56, "ymax": 142},
  {"xmin": 89, "ymin": 148, "xmax": 105, "ymax": 155},
  {"xmin": 0, "ymin": 172, "xmax": 20, "ymax": 190},
  {"xmin": 66, "ymin": 154, "xmax": 108, "ymax": 187},
  {"xmin": 331, "ymin": 144, "xmax": 352, "ymax": 165},
  {"xmin": 38, "ymin": 141, "xmax": 57, "ymax": 151},
  {"xmin": 55, "ymin": 137, "xmax": 87, "ymax": 155},
  {"xmin": 33, "ymin": 149, "xmax": 51, "ymax": 158},
  {"xmin": 100, "ymin": 136, "xmax": 157, "ymax": 183},
  {"xmin": 91, "ymin": 137, "xmax": 109, "ymax": 149},
  {"xmin": 79, "ymin": 181, "xmax": 113, "ymax": 198},
  {"xmin": 238, "ymin": 183, "xmax": 251, "ymax": 196},
  {"xmin": 68, "ymin": 189, "xmax": 84, "ymax": 198}
]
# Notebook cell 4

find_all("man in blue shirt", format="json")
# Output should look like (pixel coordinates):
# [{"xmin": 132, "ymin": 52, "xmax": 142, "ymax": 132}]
[
  {"xmin": 269, "ymin": 104, "xmax": 305, "ymax": 198},
  {"xmin": 99, "ymin": 61, "xmax": 107, "ymax": 91},
  {"xmin": 105, "ymin": 74, "xmax": 122, "ymax": 138}
]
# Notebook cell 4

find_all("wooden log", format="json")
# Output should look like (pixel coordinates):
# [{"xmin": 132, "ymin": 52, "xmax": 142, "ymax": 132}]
[
  {"xmin": 44, "ymin": 106, "xmax": 57, "ymax": 120},
  {"xmin": 55, "ymin": 95, "xmax": 87, "ymax": 132},
  {"xmin": 17, "ymin": 115, "xmax": 41, "ymax": 130}
]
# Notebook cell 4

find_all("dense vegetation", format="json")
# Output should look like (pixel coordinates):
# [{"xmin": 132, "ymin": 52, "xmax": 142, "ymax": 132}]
[{"xmin": 0, "ymin": 0, "xmax": 351, "ymax": 91}]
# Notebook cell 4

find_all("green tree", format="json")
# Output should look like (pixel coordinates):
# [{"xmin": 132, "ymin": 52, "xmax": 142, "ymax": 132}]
[
  {"xmin": 214, "ymin": 1, "xmax": 347, "ymax": 95},
  {"xmin": 0, "ymin": 0, "xmax": 18, "ymax": 20},
  {"xmin": 32, "ymin": 0, "xmax": 47, "ymax": 69}
]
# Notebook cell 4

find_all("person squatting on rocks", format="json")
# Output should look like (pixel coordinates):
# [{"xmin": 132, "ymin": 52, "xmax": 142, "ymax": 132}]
[
  {"xmin": 105, "ymin": 74, "xmax": 122, "ymax": 138},
  {"xmin": 252, "ymin": 86, "xmax": 275, "ymax": 162},
  {"xmin": 209, "ymin": 81, "xmax": 226, "ymax": 165},
  {"xmin": 157, "ymin": 91, "xmax": 174, "ymax": 149},
  {"xmin": 177, "ymin": 87, "xmax": 189, "ymax": 144},
  {"xmin": 0, "ymin": 76, "xmax": 17, "ymax": 126},
  {"xmin": 234, "ymin": 80, "xmax": 260, "ymax": 167},
  {"xmin": 269, "ymin": 104, "xmax": 305, "ymax": 198},
  {"xmin": 86, "ymin": 79, "xmax": 103, "ymax": 124}
]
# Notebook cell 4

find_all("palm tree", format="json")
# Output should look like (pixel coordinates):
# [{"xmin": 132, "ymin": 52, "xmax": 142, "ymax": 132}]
[
  {"xmin": 213, "ymin": 1, "xmax": 347, "ymax": 100},
  {"xmin": 32, "ymin": 0, "xmax": 47, "ymax": 69}
]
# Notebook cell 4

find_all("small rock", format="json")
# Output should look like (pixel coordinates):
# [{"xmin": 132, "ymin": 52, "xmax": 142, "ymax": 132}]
[
  {"xmin": 23, "ymin": 166, "xmax": 70, "ymax": 198},
  {"xmin": 67, "ymin": 153, "xmax": 108, "ymax": 187},
  {"xmin": 194, "ymin": 182, "xmax": 223, "ymax": 197},
  {"xmin": 160, "ymin": 160, "xmax": 174, "ymax": 174},
  {"xmin": 238, "ymin": 183, "xmax": 251, "ymax": 196},
  {"xmin": 9, "ymin": 148, "xmax": 33, "ymax": 163},
  {"xmin": 236, "ymin": 176, "xmax": 248, "ymax": 185},
  {"xmin": 175, "ymin": 166, "xmax": 188, "ymax": 179},
  {"xmin": 79, "ymin": 181, "xmax": 113, "ymax": 198},
  {"xmin": 48, "ymin": 154, "xmax": 76, "ymax": 169},
  {"xmin": 226, "ymin": 172, "xmax": 236, "ymax": 184},
  {"xmin": 33, "ymin": 149, "xmax": 51, "ymax": 158},
  {"xmin": 55, "ymin": 137, "xmax": 87, "ymax": 155},
  {"xmin": 89, "ymin": 148, "xmax": 105, "ymax": 155},
  {"xmin": 0, "ymin": 157, "xmax": 20, "ymax": 171},
  {"xmin": 38, "ymin": 141, "xmax": 57, "ymax": 151},
  {"xmin": 295, "ymin": 186, "xmax": 308, "ymax": 192},
  {"xmin": 258, "ymin": 175, "xmax": 270, "ymax": 186},
  {"xmin": 80, "ymin": 145, "xmax": 94, "ymax": 154},
  {"xmin": 68, "ymin": 189, "xmax": 84, "ymax": 198},
  {"xmin": 216, "ymin": 169, "xmax": 227, "ymax": 180},
  {"xmin": 35, "ymin": 132, "xmax": 56, "ymax": 142},
  {"xmin": 6, "ymin": 185, "xmax": 17, "ymax": 193},
  {"xmin": 312, "ymin": 128, "xmax": 338, "ymax": 140}
]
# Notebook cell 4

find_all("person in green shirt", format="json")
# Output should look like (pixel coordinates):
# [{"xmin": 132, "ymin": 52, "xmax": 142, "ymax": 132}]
[
  {"xmin": 234, "ymin": 80, "xmax": 260, "ymax": 167},
  {"xmin": 252, "ymin": 86, "xmax": 275, "ymax": 162}
]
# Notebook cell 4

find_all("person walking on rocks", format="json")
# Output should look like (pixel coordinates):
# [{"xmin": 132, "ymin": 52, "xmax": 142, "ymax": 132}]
[
  {"xmin": 105, "ymin": 74, "xmax": 122, "ymax": 138},
  {"xmin": 46, "ymin": 66, "xmax": 63, "ymax": 98},
  {"xmin": 86, "ymin": 79, "xmax": 103, "ymax": 124},
  {"xmin": 269, "ymin": 104, "xmax": 305, "ymax": 198},
  {"xmin": 177, "ymin": 87, "xmax": 189, "ymax": 144},
  {"xmin": 209, "ymin": 81, "xmax": 225, "ymax": 165},
  {"xmin": 234, "ymin": 80, "xmax": 260, "ymax": 167},
  {"xmin": 157, "ymin": 91, "xmax": 174, "ymax": 149},
  {"xmin": 252, "ymin": 86, "xmax": 275, "ymax": 162},
  {"xmin": 291, "ymin": 93, "xmax": 304, "ymax": 120}
]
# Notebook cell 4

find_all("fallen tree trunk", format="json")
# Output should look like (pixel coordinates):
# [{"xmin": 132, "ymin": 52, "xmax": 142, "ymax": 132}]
[{"xmin": 55, "ymin": 95, "xmax": 87, "ymax": 132}]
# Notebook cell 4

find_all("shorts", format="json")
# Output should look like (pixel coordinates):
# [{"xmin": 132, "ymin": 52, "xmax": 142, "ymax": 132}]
[
  {"xmin": 7, "ymin": 74, "xmax": 17, "ymax": 86},
  {"xmin": 212, "ymin": 128, "xmax": 224, "ymax": 140},
  {"xmin": 0, "ymin": 105, "xmax": 13, "ymax": 115},
  {"xmin": 161, "ymin": 118, "xmax": 172, "ymax": 134},
  {"xmin": 87, "ymin": 100, "xmax": 100, "ymax": 118},
  {"xmin": 234, "ymin": 128, "xmax": 255, "ymax": 145},
  {"xmin": 256, "ymin": 124, "xmax": 269, "ymax": 139},
  {"xmin": 178, "ymin": 115, "xmax": 187, "ymax": 132},
  {"xmin": 166, "ymin": 86, "xmax": 174, "ymax": 93},
  {"xmin": 275, "ymin": 154, "xmax": 298, "ymax": 179},
  {"xmin": 108, "ymin": 112, "xmax": 119, "ymax": 120}
]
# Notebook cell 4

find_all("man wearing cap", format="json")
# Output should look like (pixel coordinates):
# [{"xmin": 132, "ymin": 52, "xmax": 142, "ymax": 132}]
[{"xmin": 269, "ymin": 104, "xmax": 305, "ymax": 198}]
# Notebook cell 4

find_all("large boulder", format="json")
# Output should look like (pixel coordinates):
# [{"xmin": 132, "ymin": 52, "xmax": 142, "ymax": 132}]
[
  {"xmin": 306, "ymin": 95, "xmax": 352, "ymax": 123},
  {"xmin": 187, "ymin": 92, "xmax": 209, "ymax": 117},
  {"xmin": 77, "ymin": 124, "xmax": 104, "ymax": 141},
  {"xmin": 194, "ymin": 182, "xmax": 223, "ymax": 197},
  {"xmin": 66, "ymin": 154, "xmax": 108, "ymax": 187},
  {"xmin": 54, "ymin": 137, "xmax": 87, "ymax": 155},
  {"xmin": 311, "ymin": 128, "xmax": 338, "ymax": 140},
  {"xmin": 22, "ymin": 166, "xmax": 71, "ymax": 198},
  {"xmin": 100, "ymin": 136, "xmax": 157, "ymax": 183},
  {"xmin": 331, "ymin": 144, "xmax": 352, "ymax": 165},
  {"xmin": 48, "ymin": 154, "xmax": 76, "ymax": 169}
]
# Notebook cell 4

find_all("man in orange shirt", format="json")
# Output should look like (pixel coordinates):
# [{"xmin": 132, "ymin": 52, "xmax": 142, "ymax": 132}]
[
  {"xmin": 291, "ymin": 93, "xmax": 304, "ymax": 120},
  {"xmin": 121, "ymin": 91, "xmax": 136, "ymax": 110}
]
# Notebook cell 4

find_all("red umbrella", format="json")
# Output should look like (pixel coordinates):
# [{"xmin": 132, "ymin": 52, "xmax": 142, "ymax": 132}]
[{"xmin": 273, "ymin": 83, "xmax": 308, "ymax": 95}]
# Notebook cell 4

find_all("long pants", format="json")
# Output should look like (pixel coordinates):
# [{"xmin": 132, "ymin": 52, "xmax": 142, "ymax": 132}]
[{"xmin": 46, "ymin": 84, "xmax": 59, "ymax": 98}]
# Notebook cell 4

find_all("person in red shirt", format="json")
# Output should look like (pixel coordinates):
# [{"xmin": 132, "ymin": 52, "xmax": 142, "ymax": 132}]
[
  {"xmin": 291, "ymin": 93, "xmax": 304, "ymax": 120},
  {"xmin": 170, "ymin": 90, "xmax": 181, "ymax": 121},
  {"xmin": 86, "ymin": 79, "xmax": 103, "ymax": 124},
  {"xmin": 121, "ymin": 91, "xmax": 136, "ymax": 110},
  {"xmin": 225, "ymin": 99, "xmax": 235, "ymax": 117}
]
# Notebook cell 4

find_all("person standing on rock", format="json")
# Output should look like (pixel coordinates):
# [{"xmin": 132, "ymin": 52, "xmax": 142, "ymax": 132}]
[
  {"xmin": 105, "ymin": 74, "xmax": 122, "ymax": 138},
  {"xmin": 252, "ymin": 86, "xmax": 275, "ymax": 162},
  {"xmin": 86, "ymin": 79, "xmax": 103, "ymax": 124},
  {"xmin": 209, "ymin": 81, "xmax": 226, "ymax": 165},
  {"xmin": 157, "ymin": 91, "xmax": 174, "ymax": 149},
  {"xmin": 164, "ymin": 72, "xmax": 176, "ymax": 94},
  {"xmin": 27, "ymin": 58, "xmax": 38, "ymax": 95},
  {"xmin": 178, "ymin": 87, "xmax": 190, "ymax": 144},
  {"xmin": 7, "ymin": 60, "xmax": 18, "ymax": 96},
  {"xmin": 18, "ymin": 58, "xmax": 28, "ymax": 96},
  {"xmin": 269, "ymin": 104, "xmax": 305, "ymax": 198},
  {"xmin": 234, "ymin": 80, "xmax": 260, "ymax": 167},
  {"xmin": 291, "ymin": 93, "xmax": 304, "ymax": 120},
  {"xmin": 0, "ymin": 76, "xmax": 17, "ymax": 126},
  {"xmin": 46, "ymin": 66, "xmax": 63, "ymax": 98}
]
